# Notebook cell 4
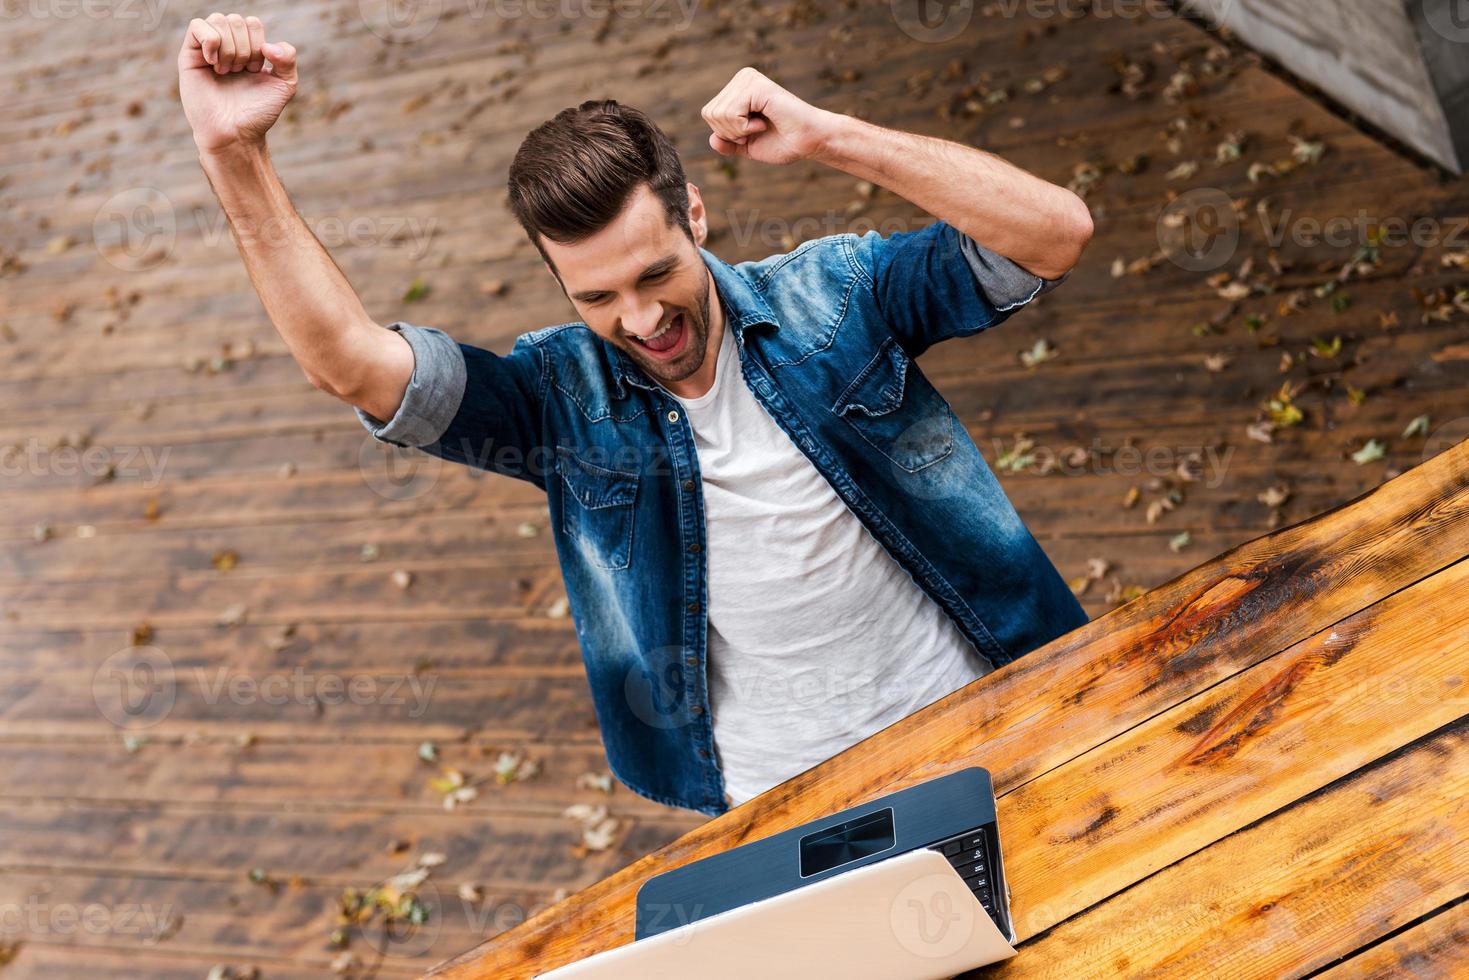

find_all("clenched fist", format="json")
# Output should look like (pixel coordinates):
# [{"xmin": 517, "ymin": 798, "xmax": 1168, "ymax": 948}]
[
  {"xmin": 701, "ymin": 67, "xmax": 837, "ymax": 166},
  {"xmin": 178, "ymin": 13, "xmax": 298, "ymax": 154}
]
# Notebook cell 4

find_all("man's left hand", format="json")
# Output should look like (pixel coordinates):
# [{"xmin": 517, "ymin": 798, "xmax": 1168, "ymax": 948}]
[{"xmin": 701, "ymin": 67, "xmax": 836, "ymax": 166}]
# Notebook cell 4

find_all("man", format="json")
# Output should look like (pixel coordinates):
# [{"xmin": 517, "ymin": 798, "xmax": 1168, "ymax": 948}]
[{"xmin": 178, "ymin": 14, "xmax": 1094, "ymax": 815}]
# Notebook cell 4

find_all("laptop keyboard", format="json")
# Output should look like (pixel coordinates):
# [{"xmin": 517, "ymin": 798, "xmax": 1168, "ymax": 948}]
[{"xmin": 931, "ymin": 824, "xmax": 1008, "ymax": 936}]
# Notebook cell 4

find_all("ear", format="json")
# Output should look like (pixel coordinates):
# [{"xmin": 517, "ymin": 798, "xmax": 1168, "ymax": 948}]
[{"xmin": 685, "ymin": 181, "xmax": 709, "ymax": 247}]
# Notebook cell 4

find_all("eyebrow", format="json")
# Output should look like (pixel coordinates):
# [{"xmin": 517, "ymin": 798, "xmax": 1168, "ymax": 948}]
[{"xmin": 570, "ymin": 254, "xmax": 679, "ymax": 302}]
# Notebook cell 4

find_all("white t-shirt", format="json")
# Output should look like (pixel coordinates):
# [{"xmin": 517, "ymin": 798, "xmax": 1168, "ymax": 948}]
[{"xmin": 667, "ymin": 324, "xmax": 994, "ymax": 806}]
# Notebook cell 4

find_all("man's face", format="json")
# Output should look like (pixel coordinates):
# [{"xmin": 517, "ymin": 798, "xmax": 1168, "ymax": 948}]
[{"xmin": 541, "ymin": 182, "xmax": 716, "ymax": 390}]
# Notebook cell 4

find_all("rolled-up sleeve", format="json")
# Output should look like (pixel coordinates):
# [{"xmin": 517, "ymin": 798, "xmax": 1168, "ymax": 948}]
[
  {"xmin": 853, "ymin": 220, "xmax": 1068, "ymax": 357},
  {"xmin": 356, "ymin": 322, "xmax": 467, "ymax": 449},
  {"xmin": 957, "ymin": 233, "xmax": 1069, "ymax": 312}
]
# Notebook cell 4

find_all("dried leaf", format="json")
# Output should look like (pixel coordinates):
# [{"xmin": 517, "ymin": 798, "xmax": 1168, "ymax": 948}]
[
  {"xmin": 1350, "ymin": 438, "xmax": 1386, "ymax": 465},
  {"xmin": 1310, "ymin": 335, "xmax": 1342, "ymax": 358},
  {"xmin": 1266, "ymin": 383, "xmax": 1304, "ymax": 428},
  {"xmin": 1018, "ymin": 339, "xmax": 1057, "ymax": 368},
  {"xmin": 1165, "ymin": 160, "xmax": 1199, "ymax": 181},
  {"xmin": 218, "ymin": 603, "xmax": 248, "ymax": 628},
  {"xmin": 402, "ymin": 277, "xmax": 431, "ymax": 303},
  {"xmin": 494, "ymin": 751, "xmax": 541, "ymax": 785},
  {"xmin": 1257, "ymin": 484, "xmax": 1291, "ymax": 508},
  {"xmin": 577, "ymin": 771, "xmax": 615, "ymax": 794},
  {"xmin": 995, "ymin": 435, "xmax": 1036, "ymax": 473}
]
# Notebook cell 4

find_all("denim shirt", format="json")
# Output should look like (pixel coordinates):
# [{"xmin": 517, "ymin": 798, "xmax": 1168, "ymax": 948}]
[{"xmin": 359, "ymin": 219, "xmax": 1088, "ymax": 815}]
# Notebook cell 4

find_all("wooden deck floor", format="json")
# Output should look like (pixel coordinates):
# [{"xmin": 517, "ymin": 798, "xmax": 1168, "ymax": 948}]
[{"xmin": 1, "ymin": 0, "xmax": 1466, "ymax": 976}]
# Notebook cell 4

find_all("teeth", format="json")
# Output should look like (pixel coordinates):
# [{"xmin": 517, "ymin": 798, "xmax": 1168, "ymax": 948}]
[{"xmin": 641, "ymin": 314, "xmax": 679, "ymax": 343}]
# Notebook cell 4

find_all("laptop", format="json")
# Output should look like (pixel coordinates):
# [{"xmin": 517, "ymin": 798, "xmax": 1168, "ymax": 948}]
[{"xmin": 537, "ymin": 768, "xmax": 1016, "ymax": 979}]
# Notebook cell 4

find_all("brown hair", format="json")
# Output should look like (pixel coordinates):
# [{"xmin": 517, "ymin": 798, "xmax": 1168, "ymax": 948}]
[{"xmin": 508, "ymin": 99, "xmax": 692, "ymax": 268}]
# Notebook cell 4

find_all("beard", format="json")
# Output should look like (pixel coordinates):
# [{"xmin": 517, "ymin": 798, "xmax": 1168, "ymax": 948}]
[{"xmin": 618, "ymin": 272, "xmax": 714, "ymax": 385}]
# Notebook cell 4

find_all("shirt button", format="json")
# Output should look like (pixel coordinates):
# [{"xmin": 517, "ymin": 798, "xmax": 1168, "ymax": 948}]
[
  {"xmin": 687, "ymin": 601, "xmax": 700, "ymax": 614},
  {"xmin": 698, "ymin": 748, "xmax": 711, "ymax": 759},
  {"xmin": 690, "ymin": 704, "xmax": 704, "ymax": 716},
  {"xmin": 681, "ymin": 479, "xmax": 694, "ymax": 492},
  {"xmin": 667, "ymin": 409, "xmax": 680, "ymax": 423},
  {"xmin": 685, "ymin": 656, "xmax": 698, "ymax": 667},
  {"xmin": 688, "ymin": 542, "xmax": 701, "ymax": 553}
]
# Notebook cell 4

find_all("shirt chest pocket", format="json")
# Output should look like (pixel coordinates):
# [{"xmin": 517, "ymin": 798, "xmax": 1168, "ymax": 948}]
[
  {"xmin": 832, "ymin": 337, "xmax": 956, "ymax": 473},
  {"xmin": 556, "ymin": 446, "xmax": 640, "ymax": 571}
]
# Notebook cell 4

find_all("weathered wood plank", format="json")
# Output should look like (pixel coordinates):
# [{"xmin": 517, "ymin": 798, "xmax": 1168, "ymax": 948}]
[
  {"xmin": 984, "ymin": 719, "xmax": 1469, "ymax": 978},
  {"xmin": 0, "ymin": 942, "xmax": 419, "ymax": 980},
  {"xmin": 0, "ymin": 800, "xmax": 696, "ymax": 894},
  {"xmin": 1315, "ymin": 900, "xmax": 1469, "ymax": 979},
  {"xmin": 0, "ymin": 867, "xmax": 536, "ymax": 972},
  {"xmin": 0, "ymin": 738, "xmax": 680, "ymax": 820},
  {"xmin": 1001, "ymin": 555, "xmax": 1469, "ymax": 933}
]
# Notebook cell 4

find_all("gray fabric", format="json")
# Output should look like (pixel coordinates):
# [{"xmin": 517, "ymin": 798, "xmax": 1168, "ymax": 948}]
[
  {"xmin": 355, "ymin": 321, "xmax": 467, "ymax": 448},
  {"xmin": 958, "ymin": 232, "xmax": 1070, "ymax": 311}
]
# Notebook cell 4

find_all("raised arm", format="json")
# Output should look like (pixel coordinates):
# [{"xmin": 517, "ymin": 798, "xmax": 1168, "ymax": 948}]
[
  {"xmin": 701, "ymin": 67, "xmax": 1094, "ymax": 281},
  {"xmin": 178, "ymin": 13, "xmax": 413, "ymax": 421}
]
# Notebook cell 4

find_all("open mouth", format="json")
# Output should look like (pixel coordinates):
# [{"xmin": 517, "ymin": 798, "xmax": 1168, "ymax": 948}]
[{"xmin": 630, "ymin": 311, "xmax": 689, "ymax": 360}]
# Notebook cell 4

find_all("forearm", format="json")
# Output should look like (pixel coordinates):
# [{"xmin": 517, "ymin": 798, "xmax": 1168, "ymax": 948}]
[
  {"xmin": 812, "ymin": 114, "xmax": 1092, "ymax": 280},
  {"xmin": 198, "ymin": 142, "xmax": 411, "ymax": 419}
]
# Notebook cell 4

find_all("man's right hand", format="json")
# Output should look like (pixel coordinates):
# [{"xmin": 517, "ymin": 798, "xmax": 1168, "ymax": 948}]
[{"xmin": 178, "ymin": 13, "xmax": 298, "ymax": 154}]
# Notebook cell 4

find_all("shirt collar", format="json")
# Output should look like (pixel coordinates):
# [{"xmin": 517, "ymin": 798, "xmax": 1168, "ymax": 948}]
[{"xmin": 610, "ymin": 245, "xmax": 779, "ymax": 397}]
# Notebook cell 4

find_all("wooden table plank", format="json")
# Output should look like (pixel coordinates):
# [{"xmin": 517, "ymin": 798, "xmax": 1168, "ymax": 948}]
[
  {"xmin": 1001, "ymin": 555, "xmax": 1469, "ymax": 935},
  {"xmin": 1316, "ymin": 899, "xmax": 1469, "ymax": 979},
  {"xmin": 986, "ymin": 719, "xmax": 1469, "ymax": 978},
  {"xmin": 427, "ymin": 441, "xmax": 1469, "ymax": 977}
]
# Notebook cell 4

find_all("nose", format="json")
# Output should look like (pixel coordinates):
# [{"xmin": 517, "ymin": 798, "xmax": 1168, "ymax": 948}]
[{"xmin": 622, "ymin": 297, "xmax": 665, "ymax": 339}]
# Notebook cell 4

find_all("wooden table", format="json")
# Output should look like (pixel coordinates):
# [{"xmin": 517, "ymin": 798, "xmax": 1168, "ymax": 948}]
[{"xmin": 429, "ymin": 439, "xmax": 1469, "ymax": 979}]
